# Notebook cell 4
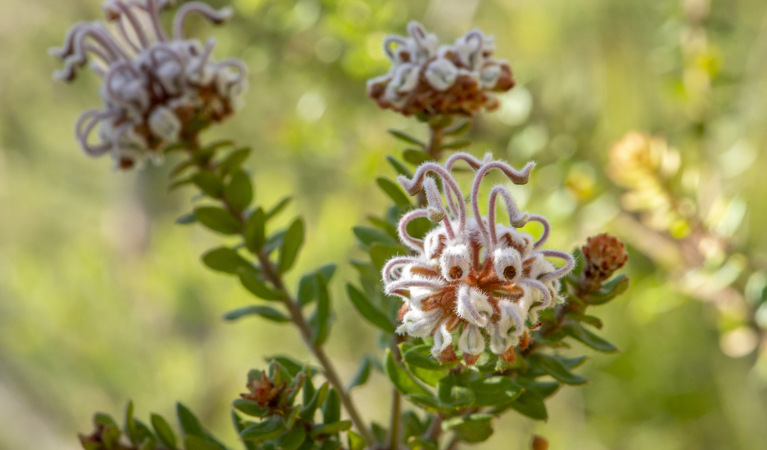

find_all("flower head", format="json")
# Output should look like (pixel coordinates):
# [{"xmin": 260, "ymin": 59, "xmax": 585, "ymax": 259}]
[
  {"xmin": 383, "ymin": 153, "xmax": 574, "ymax": 365},
  {"xmin": 51, "ymin": 0, "xmax": 248, "ymax": 169},
  {"xmin": 368, "ymin": 22, "xmax": 514, "ymax": 118},
  {"xmin": 581, "ymin": 233, "xmax": 628, "ymax": 291}
]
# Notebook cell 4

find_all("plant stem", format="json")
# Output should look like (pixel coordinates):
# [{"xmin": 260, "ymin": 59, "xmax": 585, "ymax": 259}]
[
  {"xmin": 425, "ymin": 413, "xmax": 444, "ymax": 442},
  {"xmin": 425, "ymin": 121, "xmax": 445, "ymax": 161},
  {"xmin": 387, "ymin": 335, "xmax": 405, "ymax": 449}
]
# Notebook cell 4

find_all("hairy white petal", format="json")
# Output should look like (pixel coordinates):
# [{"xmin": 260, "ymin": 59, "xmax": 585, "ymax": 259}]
[
  {"xmin": 440, "ymin": 244, "xmax": 470, "ymax": 282},
  {"xmin": 431, "ymin": 324, "xmax": 453, "ymax": 358},
  {"xmin": 148, "ymin": 106, "xmax": 181, "ymax": 141},
  {"xmin": 458, "ymin": 324, "xmax": 485, "ymax": 355},
  {"xmin": 455, "ymin": 284, "xmax": 492, "ymax": 327},
  {"xmin": 424, "ymin": 58, "xmax": 458, "ymax": 91},
  {"xmin": 493, "ymin": 248, "xmax": 522, "ymax": 283},
  {"xmin": 397, "ymin": 308, "xmax": 442, "ymax": 337}
]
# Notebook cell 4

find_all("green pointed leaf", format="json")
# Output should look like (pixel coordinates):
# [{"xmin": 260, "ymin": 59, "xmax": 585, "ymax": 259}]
[
  {"xmin": 223, "ymin": 305, "xmax": 289, "ymax": 323},
  {"xmin": 194, "ymin": 207, "xmax": 241, "ymax": 235},
  {"xmin": 403, "ymin": 345, "xmax": 448, "ymax": 371},
  {"xmin": 202, "ymin": 247, "xmax": 249, "ymax": 274},
  {"xmin": 231, "ymin": 411, "xmax": 257, "ymax": 450},
  {"xmin": 469, "ymin": 377, "xmax": 522, "ymax": 407},
  {"xmin": 277, "ymin": 426, "xmax": 307, "ymax": 450},
  {"xmin": 388, "ymin": 129, "xmax": 425, "ymax": 147},
  {"xmin": 310, "ymin": 274, "xmax": 331, "ymax": 345},
  {"xmin": 442, "ymin": 414, "xmax": 493, "ymax": 443},
  {"xmin": 322, "ymin": 388, "xmax": 341, "ymax": 424},
  {"xmin": 94, "ymin": 412, "xmax": 118, "ymax": 428},
  {"xmin": 386, "ymin": 156, "xmax": 412, "ymax": 177},
  {"xmin": 300, "ymin": 382, "xmax": 329, "ymax": 421},
  {"xmin": 176, "ymin": 403, "xmax": 205, "ymax": 437},
  {"xmin": 297, "ymin": 273, "xmax": 318, "ymax": 307},
  {"xmin": 347, "ymin": 430, "xmax": 365, "ymax": 450},
  {"xmin": 588, "ymin": 274, "xmax": 629, "ymax": 305},
  {"xmin": 403, "ymin": 148, "xmax": 430, "ymax": 165},
  {"xmin": 353, "ymin": 226, "xmax": 397, "ymax": 247},
  {"xmin": 528, "ymin": 353, "xmax": 588, "ymax": 385},
  {"xmin": 150, "ymin": 414, "xmax": 177, "ymax": 450},
  {"xmin": 175, "ymin": 213, "xmax": 196, "ymax": 225},
  {"xmin": 505, "ymin": 391, "xmax": 548, "ymax": 421},
  {"xmin": 347, "ymin": 284, "xmax": 396, "ymax": 333},
  {"xmin": 124, "ymin": 401, "xmax": 137, "ymax": 444},
  {"xmin": 348, "ymin": 356, "xmax": 373, "ymax": 391},
  {"xmin": 266, "ymin": 197, "xmax": 292, "ymax": 220},
  {"xmin": 437, "ymin": 140, "xmax": 470, "ymax": 150},
  {"xmin": 192, "ymin": 171, "xmax": 224, "ymax": 198},
  {"xmin": 369, "ymin": 244, "xmax": 402, "ymax": 271},
  {"xmin": 562, "ymin": 321, "xmax": 619, "ymax": 352},
  {"xmin": 240, "ymin": 416, "xmax": 285, "ymax": 442},
  {"xmin": 219, "ymin": 147, "xmax": 251, "ymax": 175},
  {"xmin": 184, "ymin": 435, "xmax": 223, "ymax": 450},
  {"xmin": 238, "ymin": 268, "xmax": 286, "ymax": 301},
  {"xmin": 565, "ymin": 313, "xmax": 603, "ymax": 329},
  {"xmin": 310, "ymin": 421, "xmax": 352, "ymax": 438},
  {"xmin": 437, "ymin": 375, "xmax": 474, "ymax": 408},
  {"xmin": 409, "ymin": 365, "xmax": 445, "ymax": 387},
  {"xmin": 377, "ymin": 177, "xmax": 411, "ymax": 207},
  {"xmin": 225, "ymin": 170, "xmax": 253, "ymax": 214},
  {"xmin": 385, "ymin": 349, "xmax": 432, "ymax": 397},
  {"xmin": 278, "ymin": 219, "xmax": 304, "ymax": 273},
  {"xmin": 244, "ymin": 208, "xmax": 266, "ymax": 252},
  {"xmin": 445, "ymin": 121, "xmax": 471, "ymax": 136}
]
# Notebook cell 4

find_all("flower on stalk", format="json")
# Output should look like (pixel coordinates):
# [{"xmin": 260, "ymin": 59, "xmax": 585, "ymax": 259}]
[
  {"xmin": 367, "ymin": 22, "xmax": 515, "ymax": 117},
  {"xmin": 382, "ymin": 153, "xmax": 574, "ymax": 365},
  {"xmin": 51, "ymin": 0, "xmax": 248, "ymax": 170}
]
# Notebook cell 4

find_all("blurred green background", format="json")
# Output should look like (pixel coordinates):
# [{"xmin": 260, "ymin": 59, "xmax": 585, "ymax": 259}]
[{"xmin": 2, "ymin": 0, "xmax": 767, "ymax": 448}]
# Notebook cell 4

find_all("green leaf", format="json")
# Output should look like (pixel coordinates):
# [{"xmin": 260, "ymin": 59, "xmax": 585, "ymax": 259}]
[
  {"xmin": 385, "ymin": 349, "xmax": 432, "ymax": 397},
  {"xmin": 94, "ymin": 412, "xmax": 118, "ymax": 428},
  {"xmin": 403, "ymin": 345, "xmax": 446, "ymax": 371},
  {"xmin": 377, "ymin": 178, "xmax": 411, "ymax": 207},
  {"xmin": 310, "ymin": 421, "xmax": 352, "ymax": 438},
  {"xmin": 388, "ymin": 129, "xmax": 425, "ymax": 147},
  {"xmin": 184, "ymin": 435, "xmax": 222, "ymax": 450},
  {"xmin": 347, "ymin": 284, "xmax": 396, "ymax": 333},
  {"xmin": 528, "ymin": 353, "xmax": 588, "ymax": 385},
  {"xmin": 403, "ymin": 148, "xmax": 431, "ymax": 165},
  {"xmin": 224, "ymin": 170, "xmax": 253, "ymax": 214},
  {"xmin": 588, "ymin": 274, "xmax": 629, "ymax": 305},
  {"xmin": 311, "ymin": 274, "xmax": 331, "ymax": 346},
  {"xmin": 238, "ymin": 268, "xmax": 286, "ymax": 301},
  {"xmin": 192, "ymin": 171, "xmax": 224, "ymax": 198},
  {"xmin": 437, "ymin": 140, "xmax": 470, "ymax": 150},
  {"xmin": 277, "ymin": 426, "xmax": 307, "ymax": 450},
  {"xmin": 442, "ymin": 414, "xmax": 494, "ymax": 443},
  {"xmin": 232, "ymin": 399, "xmax": 267, "ymax": 418},
  {"xmin": 348, "ymin": 355, "xmax": 373, "ymax": 391},
  {"xmin": 176, "ymin": 403, "xmax": 205, "ymax": 437},
  {"xmin": 409, "ymin": 365, "xmax": 444, "ymax": 387},
  {"xmin": 268, "ymin": 356, "xmax": 307, "ymax": 378},
  {"xmin": 369, "ymin": 244, "xmax": 402, "ymax": 271},
  {"xmin": 445, "ymin": 121, "xmax": 471, "ymax": 136},
  {"xmin": 300, "ymin": 382, "xmax": 329, "ymax": 421},
  {"xmin": 243, "ymin": 208, "xmax": 266, "ymax": 252},
  {"xmin": 219, "ymin": 147, "xmax": 251, "ymax": 175},
  {"xmin": 278, "ymin": 219, "xmax": 304, "ymax": 273},
  {"xmin": 266, "ymin": 197, "xmax": 292, "ymax": 220},
  {"xmin": 322, "ymin": 388, "xmax": 342, "ymax": 424},
  {"xmin": 175, "ymin": 213, "xmax": 196, "ymax": 225},
  {"xmin": 469, "ymin": 377, "xmax": 522, "ymax": 407},
  {"xmin": 437, "ymin": 376, "xmax": 475, "ymax": 409},
  {"xmin": 151, "ymin": 414, "xmax": 177, "ymax": 450},
  {"xmin": 194, "ymin": 207, "xmax": 241, "ymax": 235},
  {"xmin": 518, "ymin": 379, "xmax": 560, "ymax": 399},
  {"xmin": 240, "ymin": 416, "xmax": 285, "ymax": 442},
  {"xmin": 202, "ymin": 247, "xmax": 249, "ymax": 274},
  {"xmin": 347, "ymin": 430, "xmax": 366, "ymax": 450},
  {"xmin": 562, "ymin": 321, "xmax": 619, "ymax": 352},
  {"xmin": 223, "ymin": 305, "xmax": 289, "ymax": 323},
  {"xmin": 386, "ymin": 156, "xmax": 412, "ymax": 177},
  {"xmin": 566, "ymin": 313, "xmax": 603, "ymax": 329},
  {"xmin": 353, "ymin": 226, "xmax": 397, "ymax": 247},
  {"xmin": 506, "ymin": 391, "xmax": 548, "ymax": 421},
  {"xmin": 231, "ymin": 411, "xmax": 257, "ymax": 450},
  {"xmin": 297, "ymin": 273, "xmax": 318, "ymax": 307},
  {"xmin": 124, "ymin": 401, "xmax": 137, "ymax": 444}
]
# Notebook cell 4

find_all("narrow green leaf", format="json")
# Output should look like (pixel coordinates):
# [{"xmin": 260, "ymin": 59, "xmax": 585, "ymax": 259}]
[
  {"xmin": 94, "ymin": 412, "xmax": 118, "ymax": 428},
  {"xmin": 318, "ymin": 264, "xmax": 337, "ymax": 282},
  {"xmin": 297, "ymin": 273, "xmax": 317, "ymax": 307},
  {"xmin": 240, "ymin": 416, "xmax": 285, "ymax": 442},
  {"xmin": 353, "ymin": 226, "xmax": 397, "ymax": 247},
  {"xmin": 322, "ymin": 388, "xmax": 341, "ymax": 424},
  {"xmin": 588, "ymin": 274, "xmax": 629, "ymax": 305},
  {"xmin": 311, "ymin": 274, "xmax": 331, "ymax": 346},
  {"xmin": 437, "ymin": 140, "xmax": 471, "ymax": 151},
  {"xmin": 277, "ymin": 426, "xmax": 307, "ymax": 450},
  {"xmin": 243, "ymin": 208, "xmax": 266, "ymax": 252},
  {"xmin": 192, "ymin": 171, "xmax": 224, "ymax": 198},
  {"xmin": 566, "ymin": 313, "xmax": 603, "ymax": 329},
  {"xmin": 124, "ymin": 401, "xmax": 137, "ymax": 444},
  {"xmin": 388, "ymin": 129, "xmax": 425, "ymax": 147},
  {"xmin": 437, "ymin": 376, "xmax": 475, "ymax": 408},
  {"xmin": 469, "ymin": 377, "xmax": 522, "ymax": 407},
  {"xmin": 238, "ymin": 268, "xmax": 285, "ymax": 301},
  {"xmin": 347, "ymin": 430, "xmax": 365, "ymax": 450},
  {"xmin": 202, "ymin": 247, "xmax": 248, "ymax": 274},
  {"xmin": 347, "ymin": 284, "xmax": 396, "ymax": 333},
  {"xmin": 223, "ymin": 305, "xmax": 289, "ymax": 323},
  {"xmin": 175, "ymin": 213, "xmax": 196, "ymax": 225},
  {"xmin": 445, "ymin": 121, "xmax": 471, "ymax": 136},
  {"xmin": 370, "ymin": 244, "xmax": 402, "ymax": 271},
  {"xmin": 233, "ymin": 398, "xmax": 268, "ymax": 418},
  {"xmin": 386, "ymin": 156, "xmax": 412, "ymax": 177},
  {"xmin": 219, "ymin": 147, "xmax": 251, "ymax": 175},
  {"xmin": 377, "ymin": 178, "xmax": 411, "ymax": 207},
  {"xmin": 300, "ymin": 382, "xmax": 329, "ymax": 421},
  {"xmin": 225, "ymin": 170, "xmax": 253, "ymax": 214},
  {"xmin": 194, "ymin": 207, "xmax": 241, "ymax": 235},
  {"xmin": 528, "ymin": 353, "xmax": 588, "ymax": 385},
  {"xmin": 403, "ymin": 345, "xmax": 446, "ymax": 371},
  {"xmin": 151, "ymin": 414, "xmax": 177, "ymax": 450},
  {"xmin": 278, "ymin": 219, "xmax": 304, "ymax": 273},
  {"xmin": 231, "ymin": 411, "xmax": 257, "ymax": 450},
  {"xmin": 384, "ymin": 349, "xmax": 432, "ymax": 397},
  {"xmin": 176, "ymin": 403, "xmax": 204, "ymax": 437},
  {"xmin": 310, "ymin": 421, "xmax": 351, "ymax": 438},
  {"xmin": 266, "ymin": 197, "xmax": 292, "ymax": 220},
  {"xmin": 562, "ymin": 321, "xmax": 619, "ymax": 352},
  {"xmin": 505, "ymin": 391, "xmax": 548, "ymax": 420},
  {"xmin": 442, "ymin": 414, "xmax": 493, "ymax": 443},
  {"xmin": 347, "ymin": 356, "xmax": 373, "ymax": 391},
  {"xmin": 403, "ymin": 148, "xmax": 431, "ymax": 165}
]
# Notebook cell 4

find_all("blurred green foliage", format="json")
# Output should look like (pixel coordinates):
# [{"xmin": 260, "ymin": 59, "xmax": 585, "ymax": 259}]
[{"xmin": 2, "ymin": 0, "xmax": 767, "ymax": 448}]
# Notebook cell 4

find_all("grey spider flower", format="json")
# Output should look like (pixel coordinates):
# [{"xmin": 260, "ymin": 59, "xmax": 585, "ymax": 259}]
[
  {"xmin": 367, "ymin": 22, "xmax": 515, "ymax": 118},
  {"xmin": 382, "ymin": 153, "xmax": 574, "ymax": 366},
  {"xmin": 51, "ymin": 0, "xmax": 248, "ymax": 170}
]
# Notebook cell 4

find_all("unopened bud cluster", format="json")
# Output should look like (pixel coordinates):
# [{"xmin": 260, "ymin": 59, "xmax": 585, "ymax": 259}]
[
  {"xmin": 581, "ymin": 233, "xmax": 628, "ymax": 292},
  {"xmin": 367, "ymin": 22, "xmax": 515, "ymax": 117},
  {"xmin": 383, "ymin": 153, "xmax": 574, "ymax": 365},
  {"xmin": 52, "ymin": 0, "xmax": 247, "ymax": 169},
  {"xmin": 241, "ymin": 370, "xmax": 300, "ymax": 415}
]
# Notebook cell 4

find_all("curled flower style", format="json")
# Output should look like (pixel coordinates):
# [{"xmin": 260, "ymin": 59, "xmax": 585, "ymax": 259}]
[
  {"xmin": 51, "ymin": 0, "xmax": 248, "ymax": 170},
  {"xmin": 383, "ymin": 153, "xmax": 574, "ymax": 365},
  {"xmin": 367, "ymin": 22, "xmax": 515, "ymax": 117}
]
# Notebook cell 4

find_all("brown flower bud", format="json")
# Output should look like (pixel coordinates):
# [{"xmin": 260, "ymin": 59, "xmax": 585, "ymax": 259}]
[
  {"xmin": 241, "ymin": 371, "xmax": 284, "ymax": 408},
  {"xmin": 582, "ymin": 233, "xmax": 628, "ymax": 290}
]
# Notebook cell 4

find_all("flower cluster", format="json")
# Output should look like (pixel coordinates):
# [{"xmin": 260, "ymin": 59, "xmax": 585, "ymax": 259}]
[
  {"xmin": 367, "ymin": 22, "xmax": 515, "ymax": 117},
  {"xmin": 382, "ymin": 153, "xmax": 574, "ymax": 365},
  {"xmin": 51, "ymin": 0, "xmax": 247, "ymax": 170}
]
